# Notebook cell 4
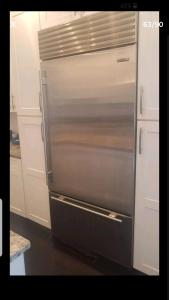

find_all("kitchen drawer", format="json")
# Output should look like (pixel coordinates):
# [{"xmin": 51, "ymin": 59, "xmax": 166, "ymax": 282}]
[{"xmin": 50, "ymin": 194, "xmax": 133, "ymax": 268}]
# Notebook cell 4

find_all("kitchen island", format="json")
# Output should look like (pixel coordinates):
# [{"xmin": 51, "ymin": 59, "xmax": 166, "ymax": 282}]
[{"xmin": 10, "ymin": 230, "xmax": 31, "ymax": 275}]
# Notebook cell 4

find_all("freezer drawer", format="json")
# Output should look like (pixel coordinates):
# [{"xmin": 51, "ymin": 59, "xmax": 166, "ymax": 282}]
[{"xmin": 50, "ymin": 194, "xmax": 133, "ymax": 268}]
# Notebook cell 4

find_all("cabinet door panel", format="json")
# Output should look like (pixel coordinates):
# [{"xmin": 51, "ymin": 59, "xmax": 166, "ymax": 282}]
[
  {"xmin": 18, "ymin": 117, "xmax": 51, "ymax": 228},
  {"xmin": 18, "ymin": 117, "xmax": 45, "ymax": 171},
  {"xmin": 134, "ymin": 121, "xmax": 159, "ymax": 275},
  {"xmin": 10, "ymin": 158, "xmax": 26, "ymax": 217},
  {"xmin": 23, "ymin": 169, "xmax": 50, "ymax": 228},
  {"xmin": 12, "ymin": 12, "xmax": 41, "ymax": 116},
  {"xmin": 137, "ymin": 12, "xmax": 159, "ymax": 120},
  {"xmin": 10, "ymin": 20, "xmax": 19, "ymax": 112}
]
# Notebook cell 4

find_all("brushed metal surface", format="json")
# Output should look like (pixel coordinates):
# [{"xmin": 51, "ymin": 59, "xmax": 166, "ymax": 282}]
[
  {"xmin": 39, "ymin": 11, "xmax": 137, "ymax": 60},
  {"xmin": 41, "ymin": 44, "xmax": 136, "ymax": 216},
  {"xmin": 49, "ymin": 194, "xmax": 133, "ymax": 266}
]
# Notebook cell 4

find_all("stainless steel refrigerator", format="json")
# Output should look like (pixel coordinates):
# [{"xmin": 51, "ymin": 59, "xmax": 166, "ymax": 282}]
[{"xmin": 39, "ymin": 11, "xmax": 137, "ymax": 267}]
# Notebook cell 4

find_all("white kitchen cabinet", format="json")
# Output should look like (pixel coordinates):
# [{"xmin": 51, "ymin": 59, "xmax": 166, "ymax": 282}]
[
  {"xmin": 10, "ymin": 158, "xmax": 26, "ymax": 217},
  {"xmin": 134, "ymin": 121, "xmax": 159, "ymax": 275},
  {"xmin": 10, "ymin": 21, "xmax": 19, "ymax": 113},
  {"xmin": 18, "ymin": 116, "xmax": 51, "ymax": 228},
  {"xmin": 39, "ymin": 11, "xmax": 75, "ymax": 30},
  {"xmin": 137, "ymin": 12, "xmax": 159, "ymax": 121},
  {"xmin": 11, "ymin": 12, "xmax": 41, "ymax": 116}
]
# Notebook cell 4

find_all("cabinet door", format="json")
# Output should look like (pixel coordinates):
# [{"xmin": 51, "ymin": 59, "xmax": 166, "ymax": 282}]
[
  {"xmin": 12, "ymin": 12, "xmax": 41, "ymax": 116},
  {"xmin": 10, "ymin": 19, "xmax": 19, "ymax": 113},
  {"xmin": 134, "ymin": 121, "xmax": 159, "ymax": 275},
  {"xmin": 10, "ymin": 158, "xmax": 26, "ymax": 217},
  {"xmin": 137, "ymin": 12, "xmax": 159, "ymax": 121},
  {"xmin": 18, "ymin": 116, "xmax": 51, "ymax": 228},
  {"xmin": 39, "ymin": 11, "xmax": 74, "ymax": 29}
]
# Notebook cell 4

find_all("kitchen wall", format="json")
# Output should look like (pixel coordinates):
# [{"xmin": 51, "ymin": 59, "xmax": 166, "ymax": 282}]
[{"xmin": 10, "ymin": 112, "xmax": 19, "ymax": 133}]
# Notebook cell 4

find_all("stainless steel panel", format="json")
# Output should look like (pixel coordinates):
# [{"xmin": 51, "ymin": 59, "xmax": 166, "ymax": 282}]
[
  {"xmin": 39, "ymin": 11, "xmax": 137, "ymax": 60},
  {"xmin": 50, "ymin": 193, "xmax": 133, "ymax": 267},
  {"xmin": 41, "ymin": 44, "xmax": 136, "ymax": 216}
]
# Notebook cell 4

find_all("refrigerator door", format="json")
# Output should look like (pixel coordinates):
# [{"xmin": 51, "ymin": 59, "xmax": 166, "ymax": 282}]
[{"xmin": 41, "ymin": 45, "xmax": 136, "ymax": 216}]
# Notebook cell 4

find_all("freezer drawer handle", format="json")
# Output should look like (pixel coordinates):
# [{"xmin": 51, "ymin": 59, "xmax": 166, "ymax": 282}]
[
  {"xmin": 108, "ymin": 213, "xmax": 122, "ymax": 222},
  {"xmin": 51, "ymin": 196, "xmax": 123, "ymax": 223}
]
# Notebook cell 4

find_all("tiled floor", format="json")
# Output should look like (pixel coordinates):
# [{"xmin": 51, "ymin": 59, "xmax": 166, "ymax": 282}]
[{"xmin": 10, "ymin": 212, "xmax": 144, "ymax": 276}]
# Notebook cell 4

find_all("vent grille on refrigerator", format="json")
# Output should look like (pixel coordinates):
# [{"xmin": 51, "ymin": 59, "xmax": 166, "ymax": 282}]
[{"xmin": 38, "ymin": 11, "xmax": 137, "ymax": 61}]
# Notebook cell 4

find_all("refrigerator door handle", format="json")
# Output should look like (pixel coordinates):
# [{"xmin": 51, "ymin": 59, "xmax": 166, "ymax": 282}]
[
  {"xmin": 39, "ymin": 92, "xmax": 42, "ymax": 112},
  {"xmin": 38, "ymin": 70, "xmax": 42, "ymax": 112},
  {"xmin": 40, "ymin": 70, "xmax": 53, "ymax": 186},
  {"xmin": 41, "ymin": 120, "xmax": 50, "ymax": 185},
  {"xmin": 41, "ymin": 122, "xmax": 44, "ymax": 142},
  {"xmin": 140, "ymin": 86, "xmax": 143, "ymax": 115},
  {"xmin": 139, "ymin": 127, "xmax": 142, "ymax": 154}
]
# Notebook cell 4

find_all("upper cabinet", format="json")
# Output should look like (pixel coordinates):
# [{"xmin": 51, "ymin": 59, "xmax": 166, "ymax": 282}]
[
  {"xmin": 10, "ymin": 22, "xmax": 19, "ymax": 113},
  {"xmin": 11, "ymin": 12, "xmax": 41, "ymax": 116},
  {"xmin": 137, "ymin": 12, "xmax": 159, "ymax": 121}
]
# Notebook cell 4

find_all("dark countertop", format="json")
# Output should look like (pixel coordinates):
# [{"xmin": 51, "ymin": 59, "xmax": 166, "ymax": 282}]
[{"xmin": 10, "ymin": 143, "xmax": 21, "ymax": 159}]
